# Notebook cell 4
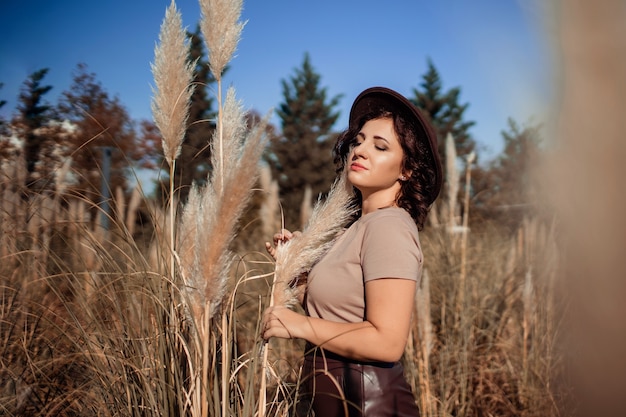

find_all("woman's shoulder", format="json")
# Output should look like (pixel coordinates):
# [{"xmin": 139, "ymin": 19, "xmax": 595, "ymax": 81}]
[
  {"xmin": 359, "ymin": 207, "xmax": 418, "ymax": 235},
  {"xmin": 359, "ymin": 207, "xmax": 423, "ymax": 280}
]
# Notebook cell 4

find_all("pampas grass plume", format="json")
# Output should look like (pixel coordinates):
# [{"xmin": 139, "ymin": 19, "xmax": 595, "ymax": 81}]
[
  {"xmin": 210, "ymin": 88, "xmax": 247, "ymax": 195},
  {"xmin": 199, "ymin": 0, "xmax": 246, "ymax": 80},
  {"xmin": 151, "ymin": 0, "xmax": 195, "ymax": 167},
  {"xmin": 272, "ymin": 173, "xmax": 356, "ymax": 308},
  {"xmin": 178, "ymin": 87, "xmax": 269, "ymax": 321}
]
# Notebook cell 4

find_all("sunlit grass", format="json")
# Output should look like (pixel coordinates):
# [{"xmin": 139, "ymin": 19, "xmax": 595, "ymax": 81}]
[{"xmin": 0, "ymin": 171, "xmax": 568, "ymax": 416}]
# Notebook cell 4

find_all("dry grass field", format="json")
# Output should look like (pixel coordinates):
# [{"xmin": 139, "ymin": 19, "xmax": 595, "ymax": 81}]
[{"xmin": 0, "ymin": 178, "xmax": 566, "ymax": 416}]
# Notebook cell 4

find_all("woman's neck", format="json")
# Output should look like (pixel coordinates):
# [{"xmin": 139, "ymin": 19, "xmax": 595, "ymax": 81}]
[{"xmin": 360, "ymin": 192, "xmax": 398, "ymax": 215}]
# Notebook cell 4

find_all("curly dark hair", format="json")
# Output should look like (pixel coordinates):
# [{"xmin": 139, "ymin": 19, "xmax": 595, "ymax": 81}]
[{"xmin": 333, "ymin": 108, "xmax": 438, "ymax": 230}]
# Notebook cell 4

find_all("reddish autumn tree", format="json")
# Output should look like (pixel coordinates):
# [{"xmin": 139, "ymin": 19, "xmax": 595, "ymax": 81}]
[{"xmin": 57, "ymin": 63, "xmax": 137, "ymax": 202}]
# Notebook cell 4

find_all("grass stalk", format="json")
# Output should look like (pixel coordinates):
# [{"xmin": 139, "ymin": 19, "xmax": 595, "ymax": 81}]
[
  {"xmin": 258, "ymin": 284, "xmax": 274, "ymax": 417},
  {"xmin": 445, "ymin": 132, "xmax": 459, "ymax": 229},
  {"xmin": 457, "ymin": 151, "xmax": 475, "ymax": 325},
  {"xmin": 221, "ymin": 306, "xmax": 228, "ymax": 417},
  {"xmin": 201, "ymin": 301, "xmax": 210, "ymax": 417},
  {"xmin": 413, "ymin": 268, "xmax": 435, "ymax": 416},
  {"xmin": 170, "ymin": 159, "xmax": 176, "ymax": 282},
  {"xmin": 218, "ymin": 81, "xmax": 224, "ymax": 193},
  {"xmin": 215, "ymin": 79, "xmax": 226, "ymax": 417}
]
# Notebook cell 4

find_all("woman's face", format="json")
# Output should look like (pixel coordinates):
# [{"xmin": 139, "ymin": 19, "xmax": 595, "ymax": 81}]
[{"xmin": 347, "ymin": 117, "xmax": 406, "ymax": 202}]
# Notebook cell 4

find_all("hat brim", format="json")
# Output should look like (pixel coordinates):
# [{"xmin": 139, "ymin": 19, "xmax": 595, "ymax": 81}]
[{"xmin": 349, "ymin": 87, "xmax": 443, "ymax": 205}]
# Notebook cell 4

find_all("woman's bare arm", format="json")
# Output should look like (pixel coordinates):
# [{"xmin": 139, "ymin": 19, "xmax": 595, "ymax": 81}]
[{"xmin": 263, "ymin": 278, "xmax": 416, "ymax": 363}]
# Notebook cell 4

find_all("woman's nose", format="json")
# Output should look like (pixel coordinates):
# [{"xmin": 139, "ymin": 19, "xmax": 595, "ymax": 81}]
[{"xmin": 351, "ymin": 143, "xmax": 368, "ymax": 159}]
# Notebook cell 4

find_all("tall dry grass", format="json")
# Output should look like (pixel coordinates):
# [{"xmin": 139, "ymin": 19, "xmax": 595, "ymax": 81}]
[
  {"xmin": 0, "ymin": 157, "xmax": 567, "ymax": 414},
  {"xmin": 0, "ymin": 173, "xmax": 566, "ymax": 416},
  {"xmin": 2, "ymin": 0, "xmax": 271, "ymax": 415},
  {"xmin": 151, "ymin": 0, "xmax": 271, "ymax": 416},
  {"xmin": 406, "ymin": 217, "xmax": 565, "ymax": 417},
  {"xmin": 0, "ymin": 161, "xmax": 174, "ymax": 415}
]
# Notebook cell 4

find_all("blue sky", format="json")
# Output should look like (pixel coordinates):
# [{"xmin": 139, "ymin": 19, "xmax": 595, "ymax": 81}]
[{"xmin": 0, "ymin": 0, "xmax": 552, "ymax": 160}]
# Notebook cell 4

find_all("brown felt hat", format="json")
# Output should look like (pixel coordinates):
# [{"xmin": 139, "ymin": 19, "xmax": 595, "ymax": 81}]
[{"xmin": 348, "ymin": 86, "xmax": 443, "ymax": 205}]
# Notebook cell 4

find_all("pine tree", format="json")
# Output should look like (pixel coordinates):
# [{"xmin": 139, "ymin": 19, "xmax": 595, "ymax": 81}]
[
  {"xmin": 15, "ymin": 69, "xmax": 54, "ymax": 187},
  {"xmin": 57, "ymin": 63, "xmax": 137, "ymax": 202},
  {"xmin": 412, "ymin": 59, "xmax": 476, "ymax": 167},
  {"xmin": 269, "ymin": 53, "xmax": 342, "ymax": 229},
  {"xmin": 156, "ymin": 25, "xmax": 217, "ymax": 204}
]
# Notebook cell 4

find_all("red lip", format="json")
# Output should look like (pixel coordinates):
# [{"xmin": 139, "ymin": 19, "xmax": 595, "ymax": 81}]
[{"xmin": 350, "ymin": 162, "xmax": 367, "ymax": 171}]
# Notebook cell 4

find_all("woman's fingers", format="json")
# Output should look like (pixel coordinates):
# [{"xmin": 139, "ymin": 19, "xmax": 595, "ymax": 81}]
[
  {"xmin": 266, "ymin": 229, "xmax": 301, "ymax": 260},
  {"xmin": 272, "ymin": 232, "xmax": 283, "ymax": 246},
  {"xmin": 262, "ymin": 306, "xmax": 293, "ymax": 340},
  {"xmin": 265, "ymin": 241, "xmax": 277, "ymax": 259},
  {"xmin": 262, "ymin": 307, "xmax": 276, "ymax": 340},
  {"xmin": 273, "ymin": 229, "xmax": 293, "ymax": 245}
]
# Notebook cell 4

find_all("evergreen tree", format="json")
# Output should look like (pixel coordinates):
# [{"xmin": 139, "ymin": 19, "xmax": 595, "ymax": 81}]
[
  {"xmin": 15, "ymin": 69, "xmax": 54, "ymax": 187},
  {"xmin": 156, "ymin": 25, "xmax": 217, "ymax": 204},
  {"xmin": 269, "ymin": 53, "xmax": 341, "ymax": 229},
  {"xmin": 412, "ymin": 59, "xmax": 476, "ymax": 168},
  {"xmin": 471, "ymin": 118, "xmax": 543, "ymax": 230},
  {"xmin": 58, "ymin": 63, "xmax": 136, "ymax": 202}
]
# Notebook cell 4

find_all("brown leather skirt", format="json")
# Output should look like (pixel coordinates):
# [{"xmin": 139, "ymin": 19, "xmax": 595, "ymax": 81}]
[{"xmin": 296, "ymin": 347, "xmax": 420, "ymax": 417}]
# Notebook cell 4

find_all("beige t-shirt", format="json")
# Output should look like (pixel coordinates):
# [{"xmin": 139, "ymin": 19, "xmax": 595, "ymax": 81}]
[{"xmin": 305, "ymin": 206, "xmax": 423, "ymax": 324}]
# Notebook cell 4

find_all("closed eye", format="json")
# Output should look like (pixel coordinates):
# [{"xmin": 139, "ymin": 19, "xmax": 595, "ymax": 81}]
[{"xmin": 374, "ymin": 139, "xmax": 389, "ymax": 151}]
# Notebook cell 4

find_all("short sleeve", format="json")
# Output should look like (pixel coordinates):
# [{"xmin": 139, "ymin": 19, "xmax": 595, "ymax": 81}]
[{"xmin": 361, "ymin": 212, "xmax": 422, "ymax": 282}]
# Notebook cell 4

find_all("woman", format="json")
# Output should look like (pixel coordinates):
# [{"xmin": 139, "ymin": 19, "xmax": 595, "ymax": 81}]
[{"xmin": 263, "ymin": 87, "xmax": 442, "ymax": 416}]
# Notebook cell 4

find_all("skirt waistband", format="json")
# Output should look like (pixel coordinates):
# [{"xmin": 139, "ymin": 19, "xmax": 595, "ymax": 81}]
[{"xmin": 304, "ymin": 342, "xmax": 395, "ymax": 368}]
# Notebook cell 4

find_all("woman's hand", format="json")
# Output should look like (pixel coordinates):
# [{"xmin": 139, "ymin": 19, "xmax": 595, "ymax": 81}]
[
  {"xmin": 262, "ymin": 305, "xmax": 305, "ymax": 340},
  {"xmin": 264, "ymin": 229, "xmax": 301, "ymax": 260}
]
